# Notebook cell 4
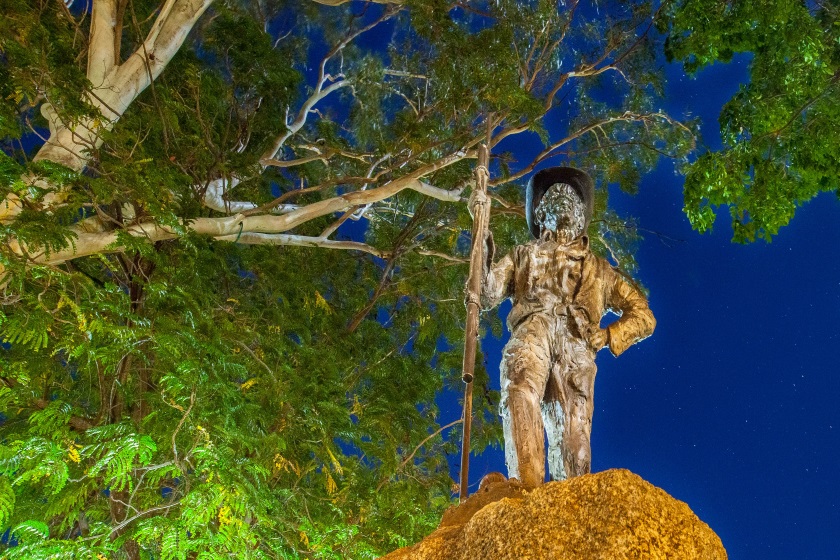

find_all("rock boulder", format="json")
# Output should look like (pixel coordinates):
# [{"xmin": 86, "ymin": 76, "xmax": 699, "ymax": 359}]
[{"xmin": 381, "ymin": 469, "xmax": 726, "ymax": 559}]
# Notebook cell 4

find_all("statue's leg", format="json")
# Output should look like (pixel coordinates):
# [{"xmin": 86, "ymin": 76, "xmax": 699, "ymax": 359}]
[
  {"xmin": 500, "ymin": 316, "xmax": 552, "ymax": 488},
  {"xmin": 559, "ymin": 339, "xmax": 597, "ymax": 478},
  {"xmin": 542, "ymin": 363, "xmax": 567, "ymax": 481}
]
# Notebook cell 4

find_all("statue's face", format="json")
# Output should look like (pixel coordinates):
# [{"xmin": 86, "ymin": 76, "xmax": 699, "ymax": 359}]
[{"xmin": 535, "ymin": 182, "xmax": 586, "ymax": 239}]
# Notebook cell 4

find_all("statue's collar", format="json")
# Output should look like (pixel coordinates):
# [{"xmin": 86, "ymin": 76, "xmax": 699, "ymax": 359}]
[
  {"xmin": 539, "ymin": 230, "xmax": 588, "ymax": 246},
  {"xmin": 535, "ymin": 232, "xmax": 589, "ymax": 257}
]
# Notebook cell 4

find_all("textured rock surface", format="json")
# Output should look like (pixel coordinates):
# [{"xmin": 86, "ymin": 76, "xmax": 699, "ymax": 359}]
[{"xmin": 380, "ymin": 469, "xmax": 727, "ymax": 560}]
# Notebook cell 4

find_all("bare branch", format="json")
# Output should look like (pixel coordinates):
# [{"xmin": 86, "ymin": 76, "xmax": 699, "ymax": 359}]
[
  {"xmin": 102, "ymin": 502, "xmax": 180, "ymax": 541},
  {"xmin": 376, "ymin": 418, "xmax": 463, "ymax": 491},
  {"xmin": 320, "ymin": 208, "xmax": 357, "ymax": 238},
  {"xmin": 383, "ymin": 69, "xmax": 427, "ymax": 79},
  {"xmin": 415, "ymin": 249, "xmax": 467, "ymax": 263},
  {"xmin": 409, "ymin": 179, "xmax": 465, "ymax": 202},
  {"xmin": 263, "ymin": 6, "xmax": 400, "ymax": 160},
  {"xmin": 1, "ymin": 155, "xmax": 472, "ymax": 289},
  {"xmin": 202, "ymin": 178, "xmax": 300, "ymax": 214},
  {"xmin": 234, "ymin": 341, "xmax": 274, "ymax": 376},
  {"xmin": 490, "ymin": 112, "xmax": 678, "ymax": 186},
  {"xmin": 262, "ymin": 80, "xmax": 351, "ymax": 160},
  {"xmin": 88, "ymin": 0, "xmax": 118, "ymax": 85},
  {"xmin": 240, "ymin": 181, "xmax": 336, "ymax": 217},
  {"xmin": 170, "ymin": 388, "xmax": 195, "ymax": 470},
  {"xmin": 115, "ymin": 0, "xmax": 214, "ymax": 116},
  {"xmin": 260, "ymin": 153, "xmax": 331, "ymax": 168},
  {"xmin": 216, "ymin": 232, "xmax": 390, "ymax": 258},
  {"xmin": 234, "ymin": 159, "xmax": 468, "ymax": 235}
]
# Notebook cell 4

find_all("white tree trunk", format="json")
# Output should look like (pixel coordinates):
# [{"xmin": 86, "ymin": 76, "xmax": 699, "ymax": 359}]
[{"xmin": 0, "ymin": 0, "xmax": 213, "ymax": 219}]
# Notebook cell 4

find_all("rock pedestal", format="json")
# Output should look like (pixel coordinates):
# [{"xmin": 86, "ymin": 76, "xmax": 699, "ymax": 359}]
[{"xmin": 381, "ymin": 469, "xmax": 726, "ymax": 560}]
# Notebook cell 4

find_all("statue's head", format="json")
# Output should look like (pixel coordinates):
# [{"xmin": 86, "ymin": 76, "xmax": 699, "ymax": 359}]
[{"xmin": 526, "ymin": 167, "xmax": 594, "ymax": 239}]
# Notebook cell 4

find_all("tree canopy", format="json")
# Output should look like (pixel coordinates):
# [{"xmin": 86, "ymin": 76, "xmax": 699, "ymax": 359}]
[
  {"xmin": 0, "ymin": 0, "xmax": 692, "ymax": 557},
  {"xmin": 664, "ymin": 0, "xmax": 840, "ymax": 242}
]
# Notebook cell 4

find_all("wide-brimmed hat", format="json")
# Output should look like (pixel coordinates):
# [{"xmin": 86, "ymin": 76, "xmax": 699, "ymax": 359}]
[{"xmin": 525, "ymin": 167, "xmax": 595, "ymax": 238}]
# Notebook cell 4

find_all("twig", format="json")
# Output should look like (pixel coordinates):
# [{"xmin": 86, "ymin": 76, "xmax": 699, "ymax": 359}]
[
  {"xmin": 375, "ymin": 418, "xmax": 463, "ymax": 491},
  {"xmin": 103, "ymin": 501, "xmax": 180, "ymax": 540},
  {"xmin": 171, "ymin": 389, "xmax": 195, "ymax": 469},
  {"xmin": 416, "ymin": 249, "xmax": 468, "ymax": 263},
  {"xmin": 235, "ymin": 340, "xmax": 274, "ymax": 376}
]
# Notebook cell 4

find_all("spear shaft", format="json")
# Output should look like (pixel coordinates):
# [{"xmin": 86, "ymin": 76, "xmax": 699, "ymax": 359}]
[{"xmin": 459, "ymin": 142, "xmax": 490, "ymax": 502}]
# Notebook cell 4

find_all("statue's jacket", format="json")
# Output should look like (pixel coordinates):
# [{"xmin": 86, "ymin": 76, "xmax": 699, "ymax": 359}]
[{"xmin": 481, "ymin": 236, "xmax": 655, "ymax": 356}]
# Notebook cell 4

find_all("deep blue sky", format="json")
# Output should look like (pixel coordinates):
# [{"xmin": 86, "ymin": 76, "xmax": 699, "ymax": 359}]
[{"xmin": 441, "ymin": 57, "xmax": 840, "ymax": 559}]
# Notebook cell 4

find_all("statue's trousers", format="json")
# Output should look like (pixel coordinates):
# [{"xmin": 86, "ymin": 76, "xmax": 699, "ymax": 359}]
[{"xmin": 500, "ymin": 313, "xmax": 597, "ymax": 487}]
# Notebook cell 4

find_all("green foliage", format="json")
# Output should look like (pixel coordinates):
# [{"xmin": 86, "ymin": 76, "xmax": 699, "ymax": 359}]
[
  {"xmin": 11, "ymin": 519, "xmax": 50, "ymax": 545},
  {"xmin": 1, "ymin": 238, "xmax": 468, "ymax": 558},
  {"xmin": 0, "ymin": 0, "xmax": 690, "ymax": 557},
  {"xmin": 664, "ymin": 0, "xmax": 840, "ymax": 242},
  {"xmin": 0, "ymin": 477, "xmax": 14, "ymax": 528}
]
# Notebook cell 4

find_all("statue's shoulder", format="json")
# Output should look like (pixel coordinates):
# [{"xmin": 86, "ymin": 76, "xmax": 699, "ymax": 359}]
[{"xmin": 582, "ymin": 247, "xmax": 615, "ymax": 275}]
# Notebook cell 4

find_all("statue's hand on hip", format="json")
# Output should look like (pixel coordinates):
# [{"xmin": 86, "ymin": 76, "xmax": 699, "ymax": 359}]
[{"xmin": 589, "ymin": 328, "xmax": 609, "ymax": 352}]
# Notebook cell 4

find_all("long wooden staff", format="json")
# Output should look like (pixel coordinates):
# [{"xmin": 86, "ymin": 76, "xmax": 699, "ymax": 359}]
[{"xmin": 459, "ymin": 142, "xmax": 490, "ymax": 502}]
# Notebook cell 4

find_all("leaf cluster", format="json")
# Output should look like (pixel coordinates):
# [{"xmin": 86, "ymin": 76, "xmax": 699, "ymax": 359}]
[{"xmin": 665, "ymin": 0, "xmax": 840, "ymax": 242}]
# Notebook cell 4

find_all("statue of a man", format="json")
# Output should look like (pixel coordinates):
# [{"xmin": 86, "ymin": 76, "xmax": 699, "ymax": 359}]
[{"xmin": 472, "ymin": 167, "xmax": 656, "ymax": 487}]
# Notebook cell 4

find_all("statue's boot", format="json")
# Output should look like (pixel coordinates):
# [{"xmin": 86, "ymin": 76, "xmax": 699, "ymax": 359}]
[{"xmin": 502, "ymin": 384, "xmax": 546, "ymax": 488}]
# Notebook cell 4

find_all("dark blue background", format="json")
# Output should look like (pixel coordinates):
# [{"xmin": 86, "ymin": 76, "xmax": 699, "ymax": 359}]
[{"xmin": 444, "ymin": 57, "xmax": 840, "ymax": 560}]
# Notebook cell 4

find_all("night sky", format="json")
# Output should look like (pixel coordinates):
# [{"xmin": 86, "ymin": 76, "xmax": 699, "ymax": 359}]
[{"xmin": 440, "ymin": 57, "xmax": 840, "ymax": 559}]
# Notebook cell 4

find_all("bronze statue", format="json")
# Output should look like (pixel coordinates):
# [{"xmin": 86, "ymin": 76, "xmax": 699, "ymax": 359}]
[{"xmin": 470, "ymin": 167, "xmax": 655, "ymax": 488}]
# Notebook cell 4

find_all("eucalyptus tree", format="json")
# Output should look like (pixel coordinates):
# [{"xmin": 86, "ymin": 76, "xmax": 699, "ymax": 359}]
[
  {"xmin": 664, "ymin": 0, "xmax": 840, "ymax": 242},
  {"xmin": 0, "ymin": 0, "xmax": 692, "ymax": 557}
]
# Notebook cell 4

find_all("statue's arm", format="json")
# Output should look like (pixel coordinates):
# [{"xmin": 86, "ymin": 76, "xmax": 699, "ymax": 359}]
[
  {"xmin": 480, "ymin": 243, "xmax": 514, "ymax": 310},
  {"xmin": 468, "ymin": 188, "xmax": 513, "ymax": 309},
  {"xmin": 603, "ymin": 267, "xmax": 656, "ymax": 356}
]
